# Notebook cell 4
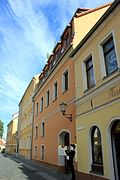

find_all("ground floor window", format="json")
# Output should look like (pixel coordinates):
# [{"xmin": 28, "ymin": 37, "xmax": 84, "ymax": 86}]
[{"xmin": 91, "ymin": 126, "xmax": 104, "ymax": 174}]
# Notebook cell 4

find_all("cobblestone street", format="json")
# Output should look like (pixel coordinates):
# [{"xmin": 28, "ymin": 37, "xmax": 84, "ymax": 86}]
[{"xmin": 0, "ymin": 153, "xmax": 71, "ymax": 180}]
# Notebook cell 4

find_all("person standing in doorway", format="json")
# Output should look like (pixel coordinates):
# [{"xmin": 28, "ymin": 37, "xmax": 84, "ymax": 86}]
[{"xmin": 65, "ymin": 144, "xmax": 76, "ymax": 180}]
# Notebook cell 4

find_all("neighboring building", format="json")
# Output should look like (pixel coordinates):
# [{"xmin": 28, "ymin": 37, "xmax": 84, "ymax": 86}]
[
  {"xmin": 6, "ymin": 112, "xmax": 18, "ymax": 155},
  {"xmin": 70, "ymin": 1, "xmax": 120, "ymax": 179},
  {"xmin": 0, "ymin": 139, "xmax": 6, "ymax": 152},
  {"xmin": 18, "ymin": 75, "xmax": 39, "ymax": 160},
  {"xmin": 32, "ymin": 4, "xmax": 111, "ymax": 170}
]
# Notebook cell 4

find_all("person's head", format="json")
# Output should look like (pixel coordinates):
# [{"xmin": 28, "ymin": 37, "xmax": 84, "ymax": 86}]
[{"xmin": 70, "ymin": 144, "xmax": 76, "ymax": 150}]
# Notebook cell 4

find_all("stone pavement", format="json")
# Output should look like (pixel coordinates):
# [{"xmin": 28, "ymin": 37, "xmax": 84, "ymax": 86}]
[{"xmin": 6, "ymin": 154, "xmax": 71, "ymax": 180}]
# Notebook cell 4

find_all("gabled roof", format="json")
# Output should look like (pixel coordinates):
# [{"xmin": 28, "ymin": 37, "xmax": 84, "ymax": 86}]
[
  {"xmin": 76, "ymin": 2, "xmax": 112, "ymax": 18},
  {"xmin": 70, "ymin": 0, "xmax": 118, "ymax": 58}
]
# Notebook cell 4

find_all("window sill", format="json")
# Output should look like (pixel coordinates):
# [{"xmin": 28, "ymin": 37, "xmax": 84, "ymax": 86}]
[
  {"xmin": 102, "ymin": 68, "xmax": 120, "ymax": 80},
  {"xmin": 52, "ymin": 97, "xmax": 57, "ymax": 102},
  {"xmin": 62, "ymin": 89, "xmax": 68, "ymax": 94},
  {"xmin": 84, "ymin": 84, "xmax": 96, "ymax": 94},
  {"xmin": 90, "ymin": 163, "xmax": 104, "ymax": 176}
]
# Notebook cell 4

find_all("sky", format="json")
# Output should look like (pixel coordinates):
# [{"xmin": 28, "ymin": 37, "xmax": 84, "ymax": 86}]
[{"xmin": 0, "ymin": 0, "xmax": 111, "ymax": 139}]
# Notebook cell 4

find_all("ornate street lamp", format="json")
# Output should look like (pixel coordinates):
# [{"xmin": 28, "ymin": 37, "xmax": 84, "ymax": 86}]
[{"xmin": 59, "ymin": 102, "xmax": 72, "ymax": 121}]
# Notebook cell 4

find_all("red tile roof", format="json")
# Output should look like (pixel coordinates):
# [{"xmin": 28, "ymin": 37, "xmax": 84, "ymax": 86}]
[{"xmin": 76, "ymin": 2, "xmax": 112, "ymax": 18}]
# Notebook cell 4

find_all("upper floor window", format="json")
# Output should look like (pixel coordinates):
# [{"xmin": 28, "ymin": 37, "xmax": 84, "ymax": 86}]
[
  {"xmin": 36, "ymin": 102, "xmax": 38, "ymax": 116},
  {"xmin": 85, "ymin": 56, "xmax": 95, "ymax": 89},
  {"xmin": 62, "ymin": 69, "xmax": 69, "ymax": 93},
  {"xmin": 41, "ymin": 122, "xmax": 45, "ymax": 137},
  {"xmin": 34, "ymin": 146, "xmax": 37, "ymax": 158},
  {"xmin": 46, "ymin": 90, "xmax": 50, "ymax": 107},
  {"xmin": 91, "ymin": 126, "xmax": 104, "ymax": 174},
  {"xmin": 102, "ymin": 35, "xmax": 118, "ymax": 76},
  {"xmin": 40, "ymin": 145, "xmax": 44, "ymax": 160},
  {"xmin": 35, "ymin": 126, "xmax": 38, "ymax": 139},
  {"xmin": 53, "ymin": 81, "xmax": 58, "ymax": 100},
  {"xmin": 40, "ymin": 97, "xmax": 43, "ymax": 112}
]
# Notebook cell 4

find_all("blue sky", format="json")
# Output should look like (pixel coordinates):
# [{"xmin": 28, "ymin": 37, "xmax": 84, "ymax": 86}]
[{"xmin": 0, "ymin": 0, "xmax": 111, "ymax": 139}]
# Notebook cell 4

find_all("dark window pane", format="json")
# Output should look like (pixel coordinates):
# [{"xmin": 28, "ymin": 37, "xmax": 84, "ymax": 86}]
[
  {"xmin": 103, "ymin": 36, "xmax": 118, "ymax": 75},
  {"xmin": 86, "ymin": 57, "xmax": 95, "ymax": 89},
  {"xmin": 91, "ymin": 126, "xmax": 104, "ymax": 174}
]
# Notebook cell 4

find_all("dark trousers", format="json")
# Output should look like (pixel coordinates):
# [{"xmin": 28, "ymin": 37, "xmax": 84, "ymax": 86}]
[{"xmin": 69, "ymin": 162, "xmax": 75, "ymax": 180}]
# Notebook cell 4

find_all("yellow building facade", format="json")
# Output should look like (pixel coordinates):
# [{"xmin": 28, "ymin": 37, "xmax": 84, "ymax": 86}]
[
  {"xmin": 18, "ymin": 75, "xmax": 39, "ymax": 160},
  {"xmin": 70, "ymin": 1, "xmax": 120, "ymax": 180},
  {"xmin": 6, "ymin": 112, "xmax": 18, "ymax": 155}
]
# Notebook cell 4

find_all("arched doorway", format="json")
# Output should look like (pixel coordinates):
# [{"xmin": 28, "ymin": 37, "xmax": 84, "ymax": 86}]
[
  {"xmin": 58, "ymin": 131, "xmax": 70, "ymax": 166},
  {"xmin": 111, "ymin": 120, "xmax": 120, "ymax": 180}
]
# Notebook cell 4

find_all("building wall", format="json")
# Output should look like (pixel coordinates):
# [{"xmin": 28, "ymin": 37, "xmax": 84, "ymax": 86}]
[
  {"xmin": 31, "ymin": 4, "xmax": 111, "ymax": 169},
  {"xmin": 6, "ymin": 113, "xmax": 18, "ymax": 155},
  {"xmin": 73, "ymin": 2, "xmax": 120, "ymax": 180},
  {"xmin": 73, "ymin": 5, "xmax": 110, "ymax": 48},
  {"xmin": 32, "ymin": 51, "xmax": 76, "ymax": 166},
  {"xmin": 18, "ymin": 75, "xmax": 39, "ymax": 160}
]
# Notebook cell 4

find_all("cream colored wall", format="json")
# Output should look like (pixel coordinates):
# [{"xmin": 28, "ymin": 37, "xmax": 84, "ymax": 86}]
[
  {"xmin": 74, "ymin": 5, "xmax": 120, "ymax": 100},
  {"xmin": 73, "ymin": 3, "xmax": 120, "ymax": 179},
  {"xmin": 19, "ymin": 76, "xmax": 39, "ymax": 159},
  {"xmin": 76, "ymin": 101, "xmax": 120, "ymax": 178},
  {"xmin": 73, "ymin": 6, "xmax": 110, "ymax": 48}
]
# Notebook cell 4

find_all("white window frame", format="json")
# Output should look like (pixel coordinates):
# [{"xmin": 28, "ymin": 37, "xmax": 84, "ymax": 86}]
[
  {"xmin": 35, "ymin": 125, "xmax": 38, "ymax": 139},
  {"xmin": 41, "ymin": 121, "xmax": 45, "ymax": 137},
  {"xmin": 46, "ymin": 89, "xmax": 50, "ymax": 107},
  {"xmin": 62, "ymin": 67, "xmax": 69, "ymax": 93},
  {"xmin": 35, "ymin": 102, "xmax": 38, "ymax": 116},
  {"xmin": 82, "ymin": 53, "xmax": 95, "ymax": 91},
  {"xmin": 40, "ymin": 96, "xmax": 43, "ymax": 112},
  {"xmin": 52, "ymin": 80, "xmax": 58, "ymax": 101},
  {"xmin": 34, "ymin": 145, "xmax": 37, "ymax": 158},
  {"xmin": 99, "ymin": 31, "xmax": 119, "ymax": 79},
  {"xmin": 40, "ymin": 145, "xmax": 45, "ymax": 160}
]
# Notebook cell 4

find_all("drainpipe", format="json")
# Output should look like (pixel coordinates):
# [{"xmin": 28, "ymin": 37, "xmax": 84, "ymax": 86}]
[{"xmin": 30, "ymin": 97, "xmax": 35, "ymax": 161}]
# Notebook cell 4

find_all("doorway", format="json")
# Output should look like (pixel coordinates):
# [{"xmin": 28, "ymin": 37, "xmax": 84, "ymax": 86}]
[
  {"xmin": 111, "ymin": 120, "xmax": 120, "ymax": 180},
  {"xmin": 58, "ymin": 131, "xmax": 70, "ymax": 166}
]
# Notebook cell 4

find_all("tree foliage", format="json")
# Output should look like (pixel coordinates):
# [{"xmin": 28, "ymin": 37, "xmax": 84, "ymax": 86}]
[{"xmin": 0, "ymin": 119, "xmax": 4, "ymax": 138}]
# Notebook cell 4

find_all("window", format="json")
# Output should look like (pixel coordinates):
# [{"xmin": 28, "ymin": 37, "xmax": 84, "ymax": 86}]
[
  {"xmin": 41, "ymin": 145, "xmax": 44, "ymax": 160},
  {"xmin": 34, "ymin": 146, "xmax": 37, "ymax": 158},
  {"xmin": 53, "ymin": 81, "xmax": 58, "ymax": 100},
  {"xmin": 102, "ymin": 36, "xmax": 118, "ymax": 76},
  {"xmin": 86, "ymin": 56, "xmax": 95, "ymax": 89},
  {"xmin": 36, "ymin": 102, "xmax": 38, "ymax": 116},
  {"xmin": 41, "ymin": 122, "xmax": 45, "ymax": 137},
  {"xmin": 91, "ymin": 126, "xmax": 104, "ymax": 174},
  {"xmin": 35, "ymin": 126, "xmax": 38, "ymax": 139},
  {"xmin": 62, "ymin": 69, "xmax": 69, "ymax": 92},
  {"xmin": 40, "ymin": 97, "xmax": 43, "ymax": 112},
  {"xmin": 46, "ymin": 90, "xmax": 50, "ymax": 107}
]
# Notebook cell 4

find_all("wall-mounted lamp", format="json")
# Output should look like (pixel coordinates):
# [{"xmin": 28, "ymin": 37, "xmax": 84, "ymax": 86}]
[{"xmin": 59, "ymin": 102, "xmax": 72, "ymax": 121}]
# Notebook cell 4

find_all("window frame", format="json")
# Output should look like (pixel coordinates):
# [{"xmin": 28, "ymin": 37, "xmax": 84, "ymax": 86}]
[
  {"xmin": 90, "ymin": 126, "xmax": 104, "ymax": 175},
  {"xmin": 62, "ymin": 68, "xmax": 69, "ymax": 93},
  {"xmin": 82, "ymin": 54, "xmax": 95, "ymax": 91},
  {"xmin": 35, "ymin": 125, "xmax": 38, "ymax": 139},
  {"xmin": 40, "ymin": 145, "xmax": 45, "ymax": 160},
  {"xmin": 34, "ymin": 145, "xmax": 37, "ymax": 158},
  {"xmin": 41, "ymin": 121, "xmax": 45, "ymax": 137},
  {"xmin": 53, "ymin": 81, "xmax": 58, "ymax": 101},
  {"xmin": 36, "ymin": 102, "xmax": 38, "ymax": 116},
  {"xmin": 99, "ymin": 32, "xmax": 119, "ymax": 78},
  {"xmin": 46, "ymin": 90, "xmax": 50, "ymax": 107},
  {"xmin": 40, "ymin": 96, "xmax": 43, "ymax": 112}
]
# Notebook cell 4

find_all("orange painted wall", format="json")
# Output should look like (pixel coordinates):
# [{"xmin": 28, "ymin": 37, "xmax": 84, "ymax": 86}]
[{"xmin": 32, "ymin": 57, "xmax": 76, "ymax": 166}]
